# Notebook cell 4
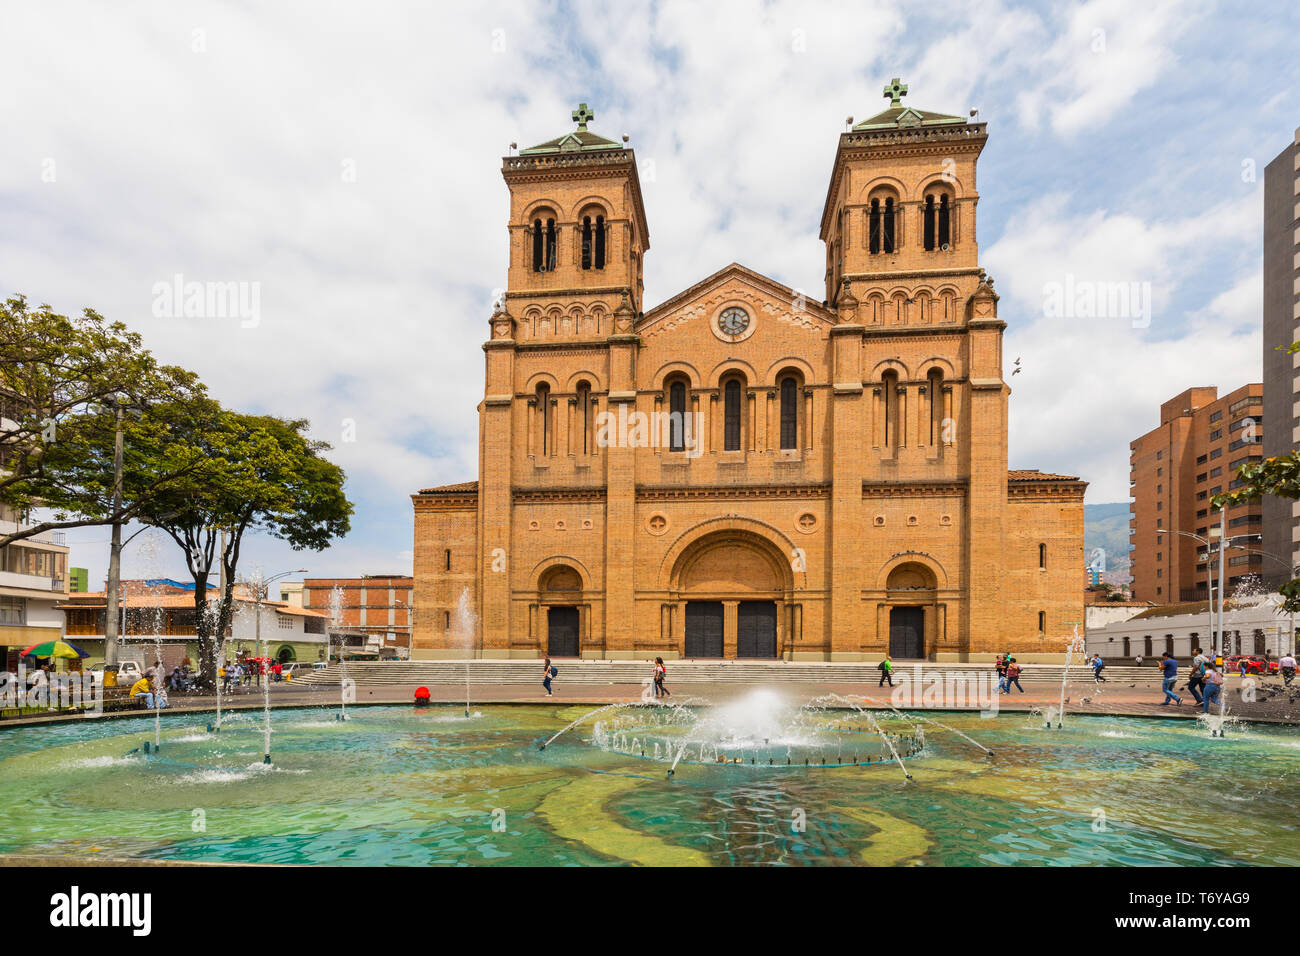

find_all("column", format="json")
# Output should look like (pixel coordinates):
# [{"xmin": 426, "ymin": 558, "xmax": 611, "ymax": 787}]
[{"xmin": 723, "ymin": 601, "xmax": 739, "ymax": 658}]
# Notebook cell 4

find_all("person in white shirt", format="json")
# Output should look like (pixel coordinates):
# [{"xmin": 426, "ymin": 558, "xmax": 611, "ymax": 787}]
[{"xmin": 1280, "ymin": 653, "xmax": 1297, "ymax": 687}]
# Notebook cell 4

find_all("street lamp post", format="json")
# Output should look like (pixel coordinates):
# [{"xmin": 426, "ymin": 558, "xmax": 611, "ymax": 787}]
[{"xmin": 1156, "ymin": 527, "xmax": 1216, "ymax": 655}]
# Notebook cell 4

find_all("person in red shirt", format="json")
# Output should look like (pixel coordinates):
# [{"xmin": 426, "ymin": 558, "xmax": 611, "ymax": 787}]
[{"xmin": 1003, "ymin": 658, "xmax": 1024, "ymax": 694}]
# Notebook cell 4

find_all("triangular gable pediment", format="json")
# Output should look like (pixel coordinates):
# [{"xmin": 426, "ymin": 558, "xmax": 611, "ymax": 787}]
[
  {"xmin": 895, "ymin": 107, "xmax": 924, "ymax": 127},
  {"xmin": 637, "ymin": 263, "xmax": 836, "ymax": 339}
]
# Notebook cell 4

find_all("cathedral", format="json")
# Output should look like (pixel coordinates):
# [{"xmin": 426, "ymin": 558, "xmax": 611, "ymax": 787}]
[{"xmin": 412, "ymin": 81, "xmax": 1086, "ymax": 661}]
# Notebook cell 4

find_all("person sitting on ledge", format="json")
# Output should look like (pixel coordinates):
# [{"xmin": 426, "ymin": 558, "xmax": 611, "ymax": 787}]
[{"xmin": 128, "ymin": 673, "xmax": 167, "ymax": 709}]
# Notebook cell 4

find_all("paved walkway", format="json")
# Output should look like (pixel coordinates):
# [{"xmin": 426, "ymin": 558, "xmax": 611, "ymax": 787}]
[{"xmin": 5, "ymin": 672, "xmax": 1300, "ymax": 726}]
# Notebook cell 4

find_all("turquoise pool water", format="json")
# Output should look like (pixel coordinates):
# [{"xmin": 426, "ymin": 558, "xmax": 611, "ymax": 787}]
[{"xmin": 1, "ymin": 704, "xmax": 1296, "ymax": 866}]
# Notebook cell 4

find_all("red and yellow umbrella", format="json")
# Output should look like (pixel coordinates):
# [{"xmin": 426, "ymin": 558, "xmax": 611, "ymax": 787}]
[{"xmin": 20, "ymin": 639, "xmax": 89, "ymax": 660}]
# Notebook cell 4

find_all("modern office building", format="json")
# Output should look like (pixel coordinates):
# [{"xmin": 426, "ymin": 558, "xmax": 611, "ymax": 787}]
[{"xmin": 1263, "ymin": 127, "xmax": 1300, "ymax": 588}]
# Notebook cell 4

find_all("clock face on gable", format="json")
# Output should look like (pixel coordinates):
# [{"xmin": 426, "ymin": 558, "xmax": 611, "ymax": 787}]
[{"xmin": 719, "ymin": 307, "xmax": 749, "ymax": 336}]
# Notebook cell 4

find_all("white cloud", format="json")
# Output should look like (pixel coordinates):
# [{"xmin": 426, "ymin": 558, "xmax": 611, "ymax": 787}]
[
  {"xmin": 988, "ymin": 190, "xmax": 1262, "ymax": 501},
  {"xmin": 1014, "ymin": 0, "xmax": 1203, "ymax": 137},
  {"xmin": 0, "ymin": 0, "xmax": 1272, "ymax": 582}
]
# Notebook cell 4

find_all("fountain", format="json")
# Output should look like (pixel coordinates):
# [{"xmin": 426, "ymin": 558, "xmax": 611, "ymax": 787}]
[
  {"xmin": 328, "ymin": 585, "xmax": 347, "ymax": 722},
  {"xmin": 205, "ymin": 597, "xmax": 224, "ymax": 733},
  {"xmin": 540, "ymin": 689, "xmax": 927, "ymax": 780},
  {"xmin": 1051, "ymin": 623, "xmax": 1085, "ymax": 729},
  {"xmin": 452, "ymin": 588, "xmax": 476, "ymax": 718}
]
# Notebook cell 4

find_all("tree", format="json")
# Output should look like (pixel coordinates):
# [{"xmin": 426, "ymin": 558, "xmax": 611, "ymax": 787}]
[
  {"xmin": 0, "ymin": 295, "xmax": 207, "ymax": 549},
  {"xmin": 131, "ymin": 407, "xmax": 352, "ymax": 687},
  {"xmin": 1213, "ymin": 452, "xmax": 1300, "ymax": 612}
]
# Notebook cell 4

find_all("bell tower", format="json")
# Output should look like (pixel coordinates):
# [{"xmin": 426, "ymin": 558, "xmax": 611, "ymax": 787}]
[
  {"xmin": 501, "ymin": 103, "xmax": 651, "ymax": 319},
  {"xmin": 819, "ymin": 78, "xmax": 987, "ymax": 302}
]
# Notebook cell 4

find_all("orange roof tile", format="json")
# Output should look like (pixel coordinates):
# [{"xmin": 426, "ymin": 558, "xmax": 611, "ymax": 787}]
[{"xmin": 416, "ymin": 480, "xmax": 478, "ymax": 495}]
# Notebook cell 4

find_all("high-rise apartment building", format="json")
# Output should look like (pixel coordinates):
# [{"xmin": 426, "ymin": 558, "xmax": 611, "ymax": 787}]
[{"xmin": 1130, "ymin": 385, "xmax": 1264, "ymax": 604}]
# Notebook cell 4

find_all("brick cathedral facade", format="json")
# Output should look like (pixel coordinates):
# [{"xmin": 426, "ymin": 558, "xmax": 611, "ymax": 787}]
[{"xmin": 412, "ymin": 84, "xmax": 1086, "ymax": 661}]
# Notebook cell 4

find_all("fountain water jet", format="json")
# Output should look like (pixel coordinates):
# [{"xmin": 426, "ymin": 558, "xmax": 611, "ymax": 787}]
[
  {"xmin": 328, "ymin": 585, "xmax": 347, "ymax": 722},
  {"xmin": 1053, "ymin": 623, "xmax": 1085, "ymax": 729},
  {"xmin": 452, "ymin": 589, "xmax": 477, "ymax": 718}
]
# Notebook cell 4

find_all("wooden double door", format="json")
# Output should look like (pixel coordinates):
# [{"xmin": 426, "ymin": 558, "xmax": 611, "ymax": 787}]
[{"xmin": 683, "ymin": 600, "xmax": 777, "ymax": 658}]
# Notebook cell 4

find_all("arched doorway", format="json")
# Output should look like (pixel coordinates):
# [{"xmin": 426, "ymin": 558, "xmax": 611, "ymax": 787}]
[
  {"xmin": 885, "ymin": 563, "xmax": 937, "ymax": 659},
  {"xmin": 540, "ymin": 565, "xmax": 583, "ymax": 657},
  {"xmin": 275, "ymin": 645, "xmax": 296, "ymax": 664},
  {"xmin": 671, "ymin": 529, "xmax": 791, "ymax": 658}
]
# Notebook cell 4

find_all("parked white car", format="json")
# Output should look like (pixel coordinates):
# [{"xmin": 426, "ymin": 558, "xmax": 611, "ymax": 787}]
[{"xmin": 90, "ymin": 661, "xmax": 144, "ymax": 685}]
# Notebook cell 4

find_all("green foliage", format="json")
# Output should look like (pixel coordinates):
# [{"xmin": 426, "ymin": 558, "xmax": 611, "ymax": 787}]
[
  {"xmin": 1213, "ymin": 451, "xmax": 1300, "ymax": 612},
  {"xmin": 132, "ymin": 408, "xmax": 353, "ymax": 685},
  {"xmin": 0, "ymin": 294, "xmax": 207, "ymax": 546}
]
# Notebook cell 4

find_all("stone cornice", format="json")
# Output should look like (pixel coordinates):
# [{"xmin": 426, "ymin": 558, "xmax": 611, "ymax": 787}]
[
  {"xmin": 862, "ymin": 479, "xmax": 967, "ymax": 497},
  {"xmin": 638, "ymin": 484, "xmax": 831, "ymax": 501},
  {"xmin": 1007, "ymin": 480, "xmax": 1087, "ymax": 500},
  {"xmin": 412, "ymin": 493, "xmax": 477, "ymax": 511},
  {"xmin": 513, "ymin": 487, "xmax": 607, "ymax": 504}
]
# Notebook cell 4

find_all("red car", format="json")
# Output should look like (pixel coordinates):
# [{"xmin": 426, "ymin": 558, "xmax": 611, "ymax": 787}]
[{"xmin": 1222, "ymin": 655, "xmax": 1278, "ymax": 676}]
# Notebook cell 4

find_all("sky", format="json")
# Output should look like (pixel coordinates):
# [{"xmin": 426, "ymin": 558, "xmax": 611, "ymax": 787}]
[{"xmin": 2, "ymin": 0, "xmax": 1296, "ymax": 589}]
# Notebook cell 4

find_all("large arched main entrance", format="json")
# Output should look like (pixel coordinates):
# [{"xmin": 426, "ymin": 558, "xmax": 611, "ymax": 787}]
[{"xmin": 669, "ymin": 529, "xmax": 792, "ymax": 658}]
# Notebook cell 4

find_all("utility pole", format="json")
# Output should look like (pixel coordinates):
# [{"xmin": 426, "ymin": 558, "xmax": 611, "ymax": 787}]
[{"xmin": 104, "ymin": 400, "xmax": 125, "ymax": 666}]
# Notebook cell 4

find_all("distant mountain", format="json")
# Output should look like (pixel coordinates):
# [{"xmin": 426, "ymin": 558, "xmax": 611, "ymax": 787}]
[{"xmin": 1084, "ymin": 502, "xmax": 1131, "ymax": 575}]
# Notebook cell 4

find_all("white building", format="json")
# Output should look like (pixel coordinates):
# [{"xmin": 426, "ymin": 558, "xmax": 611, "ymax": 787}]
[
  {"xmin": 1086, "ymin": 595, "xmax": 1295, "ymax": 660},
  {"xmin": 0, "ymin": 502, "xmax": 70, "ymax": 669}
]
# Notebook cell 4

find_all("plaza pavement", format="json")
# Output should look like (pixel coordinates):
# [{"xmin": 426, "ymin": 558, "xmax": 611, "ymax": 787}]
[{"xmin": 5, "ymin": 666, "xmax": 1299, "ymax": 727}]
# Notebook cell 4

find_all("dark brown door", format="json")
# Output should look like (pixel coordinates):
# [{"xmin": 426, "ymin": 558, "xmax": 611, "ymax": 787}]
[
  {"xmin": 684, "ymin": 602, "xmax": 724, "ymax": 658},
  {"xmin": 737, "ymin": 601, "xmax": 777, "ymax": 658},
  {"xmin": 547, "ymin": 606, "xmax": 579, "ymax": 657},
  {"xmin": 888, "ymin": 606, "xmax": 925, "ymax": 659}
]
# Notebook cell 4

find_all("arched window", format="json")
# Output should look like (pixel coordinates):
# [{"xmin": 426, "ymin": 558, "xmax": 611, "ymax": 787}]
[
  {"xmin": 532, "ymin": 218, "xmax": 544, "ymax": 271},
  {"xmin": 1039, "ymin": 543, "xmax": 1047, "ymax": 569},
  {"xmin": 882, "ymin": 370, "xmax": 900, "ymax": 447},
  {"xmin": 868, "ymin": 199, "xmax": 881, "ymax": 254},
  {"xmin": 537, "ymin": 383, "xmax": 552, "ymax": 455},
  {"xmin": 576, "ymin": 381, "xmax": 591, "ymax": 454},
  {"xmin": 925, "ymin": 192, "xmax": 953, "ymax": 251},
  {"xmin": 544, "ymin": 218, "xmax": 557, "ymax": 271},
  {"xmin": 724, "ymin": 378, "xmax": 742, "ymax": 451},
  {"xmin": 594, "ymin": 215, "xmax": 606, "ymax": 269},
  {"xmin": 882, "ymin": 197, "xmax": 895, "ymax": 253},
  {"xmin": 1038, "ymin": 611, "xmax": 1046, "ymax": 633},
  {"xmin": 779, "ymin": 375, "xmax": 798, "ymax": 450},
  {"xmin": 927, "ymin": 368, "xmax": 944, "ymax": 445},
  {"xmin": 668, "ymin": 380, "xmax": 687, "ymax": 452},
  {"xmin": 581, "ymin": 217, "xmax": 593, "ymax": 270}
]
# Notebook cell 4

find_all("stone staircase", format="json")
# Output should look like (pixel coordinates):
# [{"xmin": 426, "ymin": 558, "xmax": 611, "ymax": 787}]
[{"xmin": 291, "ymin": 660, "xmax": 1154, "ymax": 687}]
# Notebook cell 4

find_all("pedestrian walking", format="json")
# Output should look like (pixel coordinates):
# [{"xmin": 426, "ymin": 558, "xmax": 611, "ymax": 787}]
[
  {"xmin": 1202, "ymin": 664, "xmax": 1224, "ymax": 713},
  {"xmin": 1090, "ymin": 654, "xmax": 1107, "ymax": 683},
  {"xmin": 995, "ymin": 654, "xmax": 1008, "ymax": 693},
  {"xmin": 878, "ymin": 652, "xmax": 894, "ymax": 687},
  {"xmin": 1186, "ymin": 648, "xmax": 1207, "ymax": 704},
  {"xmin": 1280, "ymin": 652, "xmax": 1297, "ymax": 686},
  {"xmin": 542, "ymin": 657, "xmax": 556, "ymax": 697},
  {"xmin": 1003, "ymin": 658, "xmax": 1024, "ymax": 693},
  {"xmin": 1158, "ymin": 652, "xmax": 1182, "ymax": 705},
  {"xmin": 654, "ymin": 657, "xmax": 670, "ymax": 698}
]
